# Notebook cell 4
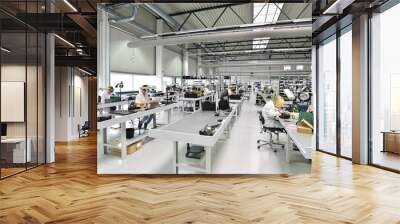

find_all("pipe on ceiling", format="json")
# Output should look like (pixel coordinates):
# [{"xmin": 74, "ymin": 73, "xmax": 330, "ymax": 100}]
[
  {"xmin": 217, "ymin": 70, "xmax": 312, "ymax": 75},
  {"xmin": 143, "ymin": 4, "xmax": 180, "ymax": 30},
  {"xmin": 127, "ymin": 26, "xmax": 311, "ymax": 48},
  {"xmin": 200, "ymin": 60, "xmax": 311, "ymax": 67},
  {"xmin": 191, "ymin": 47, "xmax": 311, "ymax": 56}
]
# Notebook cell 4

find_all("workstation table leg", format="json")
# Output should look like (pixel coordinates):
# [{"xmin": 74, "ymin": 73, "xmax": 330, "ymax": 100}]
[
  {"xmin": 205, "ymin": 146, "xmax": 212, "ymax": 173},
  {"xmin": 286, "ymin": 137, "xmax": 293, "ymax": 163},
  {"xmin": 173, "ymin": 141, "xmax": 178, "ymax": 174},
  {"xmin": 97, "ymin": 129, "xmax": 103, "ymax": 158},
  {"xmin": 120, "ymin": 122, "xmax": 127, "ymax": 159},
  {"xmin": 102, "ymin": 128, "xmax": 108, "ymax": 155},
  {"xmin": 167, "ymin": 109, "xmax": 171, "ymax": 123}
]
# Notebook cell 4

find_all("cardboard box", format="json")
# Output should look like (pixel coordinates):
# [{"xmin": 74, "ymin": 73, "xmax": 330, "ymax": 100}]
[
  {"xmin": 297, "ymin": 126, "xmax": 313, "ymax": 134},
  {"xmin": 297, "ymin": 119, "xmax": 313, "ymax": 134}
]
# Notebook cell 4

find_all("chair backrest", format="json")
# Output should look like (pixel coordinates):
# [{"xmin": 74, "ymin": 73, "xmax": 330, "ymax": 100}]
[
  {"xmin": 258, "ymin": 111, "xmax": 265, "ymax": 125},
  {"xmin": 82, "ymin": 121, "xmax": 90, "ymax": 129},
  {"xmin": 218, "ymin": 99, "xmax": 230, "ymax": 111}
]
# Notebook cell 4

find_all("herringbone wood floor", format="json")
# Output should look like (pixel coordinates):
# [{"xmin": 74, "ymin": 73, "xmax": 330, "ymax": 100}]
[{"xmin": 1, "ymin": 135, "xmax": 400, "ymax": 224}]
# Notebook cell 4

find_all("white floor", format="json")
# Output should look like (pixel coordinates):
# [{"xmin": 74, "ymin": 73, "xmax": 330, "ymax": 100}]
[{"xmin": 98, "ymin": 96, "xmax": 311, "ymax": 175}]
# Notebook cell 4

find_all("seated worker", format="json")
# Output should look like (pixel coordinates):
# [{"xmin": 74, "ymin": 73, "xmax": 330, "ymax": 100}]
[
  {"xmin": 99, "ymin": 86, "xmax": 115, "ymax": 112},
  {"xmin": 262, "ymin": 94, "xmax": 283, "ymax": 127},
  {"xmin": 135, "ymin": 85, "xmax": 156, "ymax": 130},
  {"xmin": 100, "ymin": 86, "xmax": 114, "ymax": 104},
  {"xmin": 203, "ymin": 85, "xmax": 211, "ymax": 95}
]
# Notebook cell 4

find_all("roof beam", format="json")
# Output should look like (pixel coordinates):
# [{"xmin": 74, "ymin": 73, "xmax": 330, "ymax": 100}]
[{"xmin": 169, "ymin": 3, "xmax": 246, "ymax": 16}]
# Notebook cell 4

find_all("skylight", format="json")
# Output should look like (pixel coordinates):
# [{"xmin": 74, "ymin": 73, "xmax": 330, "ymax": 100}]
[
  {"xmin": 252, "ymin": 3, "xmax": 283, "ymax": 49},
  {"xmin": 253, "ymin": 3, "xmax": 283, "ymax": 24}
]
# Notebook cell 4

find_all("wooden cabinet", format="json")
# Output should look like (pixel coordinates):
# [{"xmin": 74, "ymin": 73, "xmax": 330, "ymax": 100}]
[{"xmin": 382, "ymin": 132, "xmax": 400, "ymax": 154}]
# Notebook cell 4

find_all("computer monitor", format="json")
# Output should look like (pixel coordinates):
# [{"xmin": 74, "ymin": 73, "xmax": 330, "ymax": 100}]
[{"xmin": 1, "ymin": 123, "xmax": 7, "ymax": 137}]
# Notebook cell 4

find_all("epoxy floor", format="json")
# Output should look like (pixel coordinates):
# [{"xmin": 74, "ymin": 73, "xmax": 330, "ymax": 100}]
[{"xmin": 98, "ymin": 96, "xmax": 311, "ymax": 174}]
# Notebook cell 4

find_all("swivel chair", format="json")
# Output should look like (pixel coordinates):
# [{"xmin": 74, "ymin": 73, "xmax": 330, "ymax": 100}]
[
  {"xmin": 78, "ymin": 121, "xmax": 90, "ymax": 138},
  {"xmin": 257, "ymin": 111, "xmax": 286, "ymax": 152}
]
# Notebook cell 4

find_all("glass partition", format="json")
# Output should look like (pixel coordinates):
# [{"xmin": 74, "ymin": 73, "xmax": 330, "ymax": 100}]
[
  {"xmin": 339, "ymin": 26, "xmax": 352, "ymax": 158},
  {"xmin": 0, "ymin": 1, "xmax": 46, "ymax": 179},
  {"xmin": 0, "ymin": 30, "xmax": 28, "ymax": 177},
  {"xmin": 370, "ymin": 3, "xmax": 400, "ymax": 171},
  {"xmin": 317, "ymin": 35, "xmax": 337, "ymax": 155}
]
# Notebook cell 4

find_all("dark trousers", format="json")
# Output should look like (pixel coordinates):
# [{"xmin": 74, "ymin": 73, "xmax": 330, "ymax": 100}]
[{"xmin": 139, "ymin": 114, "xmax": 156, "ymax": 129}]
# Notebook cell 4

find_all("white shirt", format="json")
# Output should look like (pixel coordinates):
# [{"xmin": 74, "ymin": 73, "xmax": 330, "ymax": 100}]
[
  {"xmin": 262, "ymin": 100, "xmax": 281, "ymax": 126},
  {"xmin": 101, "ymin": 91, "xmax": 112, "ymax": 104}
]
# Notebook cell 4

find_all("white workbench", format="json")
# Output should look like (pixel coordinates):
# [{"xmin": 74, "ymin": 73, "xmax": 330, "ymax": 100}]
[
  {"xmin": 97, "ymin": 99, "xmax": 135, "ymax": 109},
  {"xmin": 278, "ymin": 119, "xmax": 313, "ymax": 162},
  {"xmin": 97, "ymin": 103, "xmax": 178, "ymax": 159},
  {"xmin": 149, "ymin": 105, "xmax": 237, "ymax": 174},
  {"xmin": 179, "ymin": 92, "xmax": 216, "ymax": 113}
]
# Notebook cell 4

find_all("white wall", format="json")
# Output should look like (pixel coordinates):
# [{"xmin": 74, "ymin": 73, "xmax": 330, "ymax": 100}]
[
  {"xmin": 110, "ymin": 27, "xmax": 155, "ymax": 75},
  {"xmin": 72, "ymin": 74, "xmax": 89, "ymax": 138},
  {"xmin": 188, "ymin": 58, "xmax": 197, "ymax": 76},
  {"xmin": 55, "ymin": 67, "xmax": 89, "ymax": 141},
  {"xmin": 163, "ymin": 49, "xmax": 182, "ymax": 77}
]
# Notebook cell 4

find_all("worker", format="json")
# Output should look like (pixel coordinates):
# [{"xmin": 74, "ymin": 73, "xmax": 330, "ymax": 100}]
[
  {"xmin": 262, "ymin": 94, "xmax": 282, "ymax": 127},
  {"xmin": 100, "ymin": 86, "xmax": 114, "ymax": 104},
  {"xmin": 203, "ymin": 85, "xmax": 211, "ymax": 95},
  {"xmin": 136, "ymin": 85, "xmax": 156, "ymax": 130}
]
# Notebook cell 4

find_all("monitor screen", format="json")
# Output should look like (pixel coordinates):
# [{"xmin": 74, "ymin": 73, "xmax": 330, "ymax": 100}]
[{"xmin": 1, "ymin": 123, "xmax": 7, "ymax": 137}]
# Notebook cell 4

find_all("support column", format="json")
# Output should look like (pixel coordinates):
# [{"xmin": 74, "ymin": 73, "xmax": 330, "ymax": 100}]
[
  {"xmin": 312, "ymin": 45, "xmax": 317, "ymax": 150},
  {"xmin": 46, "ymin": 1, "xmax": 55, "ymax": 163},
  {"xmin": 97, "ymin": 6, "xmax": 110, "ymax": 90},
  {"xmin": 197, "ymin": 48, "xmax": 202, "ymax": 77},
  {"xmin": 182, "ymin": 44, "xmax": 188, "ymax": 86},
  {"xmin": 352, "ymin": 14, "xmax": 369, "ymax": 164},
  {"xmin": 46, "ymin": 33, "xmax": 55, "ymax": 163},
  {"xmin": 156, "ymin": 19, "xmax": 164, "ymax": 91},
  {"xmin": 183, "ymin": 44, "xmax": 189, "ymax": 77}
]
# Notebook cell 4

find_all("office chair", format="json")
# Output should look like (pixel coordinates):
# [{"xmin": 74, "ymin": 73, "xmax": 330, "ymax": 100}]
[
  {"xmin": 78, "ymin": 121, "xmax": 90, "ymax": 138},
  {"xmin": 257, "ymin": 111, "xmax": 285, "ymax": 152}
]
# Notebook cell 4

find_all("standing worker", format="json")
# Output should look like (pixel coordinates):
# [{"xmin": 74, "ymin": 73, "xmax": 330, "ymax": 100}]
[{"xmin": 136, "ymin": 85, "xmax": 156, "ymax": 130}]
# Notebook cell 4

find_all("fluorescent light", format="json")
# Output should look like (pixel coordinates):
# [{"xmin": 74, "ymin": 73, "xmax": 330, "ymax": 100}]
[
  {"xmin": 54, "ymin": 34, "xmax": 75, "ymax": 48},
  {"xmin": 63, "ymin": 0, "xmax": 78, "ymax": 12},
  {"xmin": 78, "ymin": 67, "xmax": 93, "ymax": 76},
  {"xmin": 296, "ymin": 65, "xmax": 304, "ymax": 70},
  {"xmin": 1, "ymin": 47, "xmax": 11, "ymax": 53},
  {"xmin": 283, "ymin": 65, "xmax": 291, "ymax": 71}
]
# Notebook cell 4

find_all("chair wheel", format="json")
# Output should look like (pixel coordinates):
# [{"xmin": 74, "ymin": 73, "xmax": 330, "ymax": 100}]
[
  {"xmin": 257, "ymin": 140, "xmax": 260, "ymax": 143},
  {"xmin": 274, "ymin": 149, "xmax": 277, "ymax": 152},
  {"xmin": 257, "ymin": 146, "xmax": 260, "ymax": 149}
]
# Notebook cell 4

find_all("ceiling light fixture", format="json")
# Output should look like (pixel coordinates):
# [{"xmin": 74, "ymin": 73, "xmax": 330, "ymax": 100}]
[
  {"xmin": 63, "ymin": 0, "xmax": 78, "ymax": 12},
  {"xmin": 322, "ymin": 0, "xmax": 354, "ymax": 15},
  {"xmin": 296, "ymin": 65, "xmax": 304, "ymax": 70},
  {"xmin": 54, "ymin": 34, "xmax": 75, "ymax": 48},
  {"xmin": 78, "ymin": 67, "xmax": 93, "ymax": 76},
  {"xmin": 1, "ymin": 47, "xmax": 11, "ymax": 53},
  {"xmin": 283, "ymin": 65, "xmax": 291, "ymax": 71}
]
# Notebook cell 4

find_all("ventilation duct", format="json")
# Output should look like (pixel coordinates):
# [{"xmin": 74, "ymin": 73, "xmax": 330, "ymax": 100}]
[
  {"xmin": 127, "ymin": 19, "xmax": 312, "ymax": 48},
  {"xmin": 105, "ymin": 4, "xmax": 140, "ymax": 23}
]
